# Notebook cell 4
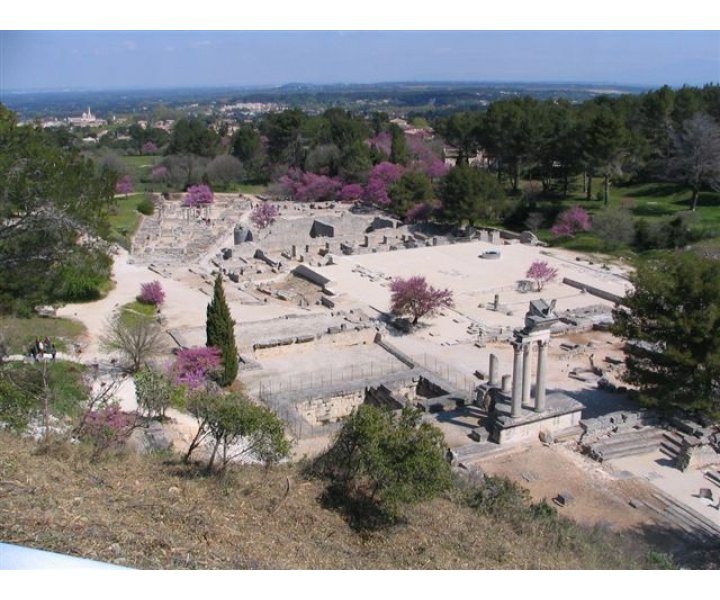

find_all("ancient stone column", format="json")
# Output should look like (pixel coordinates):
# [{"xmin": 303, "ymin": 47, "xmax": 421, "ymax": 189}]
[
  {"xmin": 511, "ymin": 341, "xmax": 523, "ymax": 418},
  {"xmin": 489, "ymin": 353, "xmax": 499, "ymax": 387},
  {"xmin": 522, "ymin": 342, "xmax": 532, "ymax": 407},
  {"xmin": 494, "ymin": 294, "xmax": 500, "ymax": 310},
  {"xmin": 501, "ymin": 375, "xmax": 511, "ymax": 393},
  {"xmin": 535, "ymin": 339, "xmax": 549, "ymax": 412}
]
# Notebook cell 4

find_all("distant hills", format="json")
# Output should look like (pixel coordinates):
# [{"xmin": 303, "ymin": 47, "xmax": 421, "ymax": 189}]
[{"xmin": 1, "ymin": 81, "xmax": 651, "ymax": 120}]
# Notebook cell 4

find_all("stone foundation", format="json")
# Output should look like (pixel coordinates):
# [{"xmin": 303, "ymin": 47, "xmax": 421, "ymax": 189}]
[{"xmin": 490, "ymin": 392, "xmax": 584, "ymax": 444}]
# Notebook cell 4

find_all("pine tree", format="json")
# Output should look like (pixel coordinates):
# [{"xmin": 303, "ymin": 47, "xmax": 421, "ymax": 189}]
[{"xmin": 206, "ymin": 273, "xmax": 239, "ymax": 387}]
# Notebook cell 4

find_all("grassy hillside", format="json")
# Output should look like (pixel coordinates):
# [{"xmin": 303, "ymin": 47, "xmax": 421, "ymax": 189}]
[{"xmin": 0, "ymin": 431, "xmax": 675, "ymax": 570}]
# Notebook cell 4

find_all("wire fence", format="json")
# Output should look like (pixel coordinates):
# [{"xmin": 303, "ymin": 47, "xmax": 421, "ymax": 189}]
[
  {"xmin": 407, "ymin": 352, "xmax": 479, "ymax": 394},
  {"xmin": 254, "ymin": 360, "xmax": 407, "ymax": 400}
]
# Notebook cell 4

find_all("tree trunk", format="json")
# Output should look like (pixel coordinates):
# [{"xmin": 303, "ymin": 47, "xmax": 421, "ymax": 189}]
[
  {"xmin": 604, "ymin": 174, "xmax": 610, "ymax": 205},
  {"xmin": 582, "ymin": 171, "xmax": 587, "ymax": 194},
  {"xmin": 206, "ymin": 439, "xmax": 220, "ymax": 473},
  {"xmin": 586, "ymin": 175, "xmax": 592, "ymax": 201},
  {"xmin": 690, "ymin": 187, "xmax": 699, "ymax": 211}
]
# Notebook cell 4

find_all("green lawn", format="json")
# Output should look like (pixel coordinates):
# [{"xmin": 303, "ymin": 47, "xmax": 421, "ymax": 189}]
[
  {"xmin": 0, "ymin": 316, "xmax": 87, "ymax": 355},
  {"xmin": 121, "ymin": 155, "xmax": 160, "ymax": 192},
  {"xmin": 107, "ymin": 193, "xmax": 145, "ymax": 249},
  {"xmin": 118, "ymin": 301, "xmax": 157, "ymax": 326},
  {"xmin": 532, "ymin": 178, "xmax": 720, "ymax": 253}
]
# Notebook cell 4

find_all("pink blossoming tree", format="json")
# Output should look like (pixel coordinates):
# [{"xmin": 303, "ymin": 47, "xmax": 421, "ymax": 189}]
[
  {"xmin": 116, "ymin": 175, "xmax": 134, "ymax": 197},
  {"xmin": 390, "ymin": 276, "xmax": 454, "ymax": 325},
  {"xmin": 142, "ymin": 141, "xmax": 159, "ymax": 154},
  {"xmin": 551, "ymin": 206, "xmax": 592, "ymax": 237},
  {"xmin": 250, "ymin": 203, "xmax": 280, "ymax": 229},
  {"xmin": 363, "ymin": 161, "xmax": 405, "ymax": 206},
  {"xmin": 184, "ymin": 184, "xmax": 214, "ymax": 208},
  {"xmin": 280, "ymin": 168, "xmax": 342, "ymax": 203},
  {"xmin": 169, "ymin": 346, "xmax": 222, "ymax": 390},
  {"xmin": 339, "ymin": 183, "xmax": 364, "ymax": 203},
  {"xmin": 151, "ymin": 165, "xmax": 169, "ymax": 182},
  {"xmin": 526, "ymin": 261, "xmax": 559, "ymax": 291},
  {"xmin": 138, "ymin": 280, "xmax": 166, "ymax": 306}
]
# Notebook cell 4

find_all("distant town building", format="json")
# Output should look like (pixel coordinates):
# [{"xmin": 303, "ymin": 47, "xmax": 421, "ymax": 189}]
[
  {"xmin": 68, "ymin": 107, "xmax": 107, "ymax": 127},
  {"xmin": 443, "ymin": 145, "xmax": 489, "ymax": 168}
]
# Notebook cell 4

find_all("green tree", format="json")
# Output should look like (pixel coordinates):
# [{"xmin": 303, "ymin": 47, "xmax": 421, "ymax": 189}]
[
  {"xmin": 440, "ymin": 164, "xmax": 507, "ymax": 225},
  {"xmin": 389, "ymin": 123, "xmax": 409, "ymax": 166},
  {"xmin": 206, "ymin": 274, "xmax": 238, "ymax": 387},
  {"xmin": 166, "ymin": 117, "xmax": 220, "ymax": 158},
  {"xmin": 583, "ymin": 106, "xmax": 627, "ymax": 205},
  {"xmin": 313, "ymin": 404, "xmax": 452, "ymax": 517},
  {"xmin": 612, "ymin": 253, "xmax": 720, "ymax": 419},
  {"xmin": 0, "ymin": 104, "xmax": 115, "ymax": 314},
  {"xmin": 230, "ymin": 125, "xmax": 267, "ymax": 183},
  {"xmin": 134, "ymin": 367, "xmax": 176, "ymax": 419},
  {"xmin": 204, "ymin": 391, "xmax": 290, "ymax": 473},
  {"xmin": 388, "ymin": 171, "xmax": 434, "ymax": 217}
]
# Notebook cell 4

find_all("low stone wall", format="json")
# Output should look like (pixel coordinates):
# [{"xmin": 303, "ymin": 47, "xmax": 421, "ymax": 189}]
[
  {"xmin": 562, "ymin": 277, "xmax": 624, "ymax": 304},
  {"xmin": 252, "ymin": 326, "xmax": 375, "ymax": 360}
]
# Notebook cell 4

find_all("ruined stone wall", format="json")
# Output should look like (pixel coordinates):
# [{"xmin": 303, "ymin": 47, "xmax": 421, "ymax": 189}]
[{"xmin": 297, "ymin": 389, "xmax": 366, "ymax": 426}]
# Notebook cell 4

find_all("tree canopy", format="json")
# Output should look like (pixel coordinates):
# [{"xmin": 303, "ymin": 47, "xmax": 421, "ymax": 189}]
[
  {"xmin": 0, "ymin": 104, "xmax": 115, "ymax": 314},
  {"xmin": 206, "ymin": 274, "xmax": 238, "ymax": 387},
  {"xmin": 613, "ymin": 252, "xmax": 720, "ymax": 419},
  {"xmin": 313, "ymin": 404, "xmax": 452, "ymax": 517}
]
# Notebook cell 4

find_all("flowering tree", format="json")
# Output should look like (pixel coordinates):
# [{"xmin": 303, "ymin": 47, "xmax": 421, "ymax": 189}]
[
  {"xmin": 367, "ymin": 131, "xmax": 392, "ymax": 156},
  {"xmin": 250, "ymin": 203, "xmax": 279, "ymax": 229},
  {"xmin": 390, "ymin": 276, "xmax": 454, "ymax": 325},
  {"xmin": 138, "ymin": 280, "xmax": 165, "ymax": 306},
  {"xmin": 551, "ymin": 205, "xmax": 591, "ymax": 237},
  {"xmin": 407, "ymin": 134, "xmax": 450, "ymax": 179},
  {"xmin": 184, "ymin": 184, "xmax": 214, "ymax": 207},
  {"xmin": 77, "ymin": 404, "xmax": 136, "ymax": 458},
  {"xmin": 169, "ymin": 346, "xmax": 222, "ymax": 390},
  {"xmin": 116, "ymin": 175, "xmax": 134, "ymax": 197},
  {"xmin": 363, "ymin": 161, "xmax": 405, "ymax": 206},
  {"xmin": 339, "ymin": 183, "xmax": 364, "ymax": 203},
  {"xmin": 526, "ymin": 261, "xmax": 559, "ymax": 291},
  {"xmin": 142, "ymin": 141, "xmax": 159, "ymax": 154},
  {"xmin": 151, "ymin": 165, "xmax": 169, "ymax": 182},
  {"xmin": 281, "ymin": 168, "xmax": 341, "ymax": 203}
]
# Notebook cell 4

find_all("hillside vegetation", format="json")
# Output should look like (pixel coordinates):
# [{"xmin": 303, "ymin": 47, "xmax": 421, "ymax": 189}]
[{"xmin": 0, "ymin": 431, "xmax": 668, "ymax": 570}]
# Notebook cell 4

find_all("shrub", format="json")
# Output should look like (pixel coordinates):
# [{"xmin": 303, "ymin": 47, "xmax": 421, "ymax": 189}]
[
  {"xmin": 136, "ymin": 196, "xmax": 155, "ymax": 216},
  {"xmin": 77, "ymin": 404, "xmax": 136, "ymax": 458},
  {"xmin": 551, "ymin": 205, "xmax": 591, "ymax": 238}
]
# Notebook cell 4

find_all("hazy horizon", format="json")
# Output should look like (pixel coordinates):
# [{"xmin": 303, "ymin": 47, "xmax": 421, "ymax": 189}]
[{"xmin": 2, "ymin": 31, "xmax": 718, "ymax": 93}]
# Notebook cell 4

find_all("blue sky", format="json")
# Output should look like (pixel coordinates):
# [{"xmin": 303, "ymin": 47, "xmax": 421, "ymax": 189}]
[{"xmin": 2, "ymin": 30, "xmax": 718, "ymax": 91}]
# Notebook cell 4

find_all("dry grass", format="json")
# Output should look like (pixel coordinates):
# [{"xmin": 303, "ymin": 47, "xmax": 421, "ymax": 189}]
[{"xmin": 0, "ymin": 431, "xmax": 656, "ymax": 570}]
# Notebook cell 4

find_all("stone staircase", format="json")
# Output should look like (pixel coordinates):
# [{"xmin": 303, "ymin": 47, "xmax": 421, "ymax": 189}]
[
  {"xmin": 640, "ymin": 488, "xmax": 720, "ymax": 546},
  {"xmin": 584, "ymin": 427, "xmax": 667, "ymax": 462}
]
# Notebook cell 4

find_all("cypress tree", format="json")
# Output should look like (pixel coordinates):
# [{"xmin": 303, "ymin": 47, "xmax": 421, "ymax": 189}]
[{"xmin": 206, "ymin": 273, "xmax": 239, "ymax": 387}]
